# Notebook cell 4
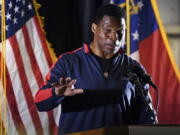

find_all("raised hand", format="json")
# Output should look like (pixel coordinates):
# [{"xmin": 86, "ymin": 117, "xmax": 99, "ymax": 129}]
[{"xmin": 54, "ymin": 77, "xmax": 84, "ymax": 96}]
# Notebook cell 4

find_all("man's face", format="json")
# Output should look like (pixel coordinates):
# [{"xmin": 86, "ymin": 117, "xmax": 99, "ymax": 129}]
[{"xmin": 92, "ymin": 15, "xmax": 123, "ymax": 55}]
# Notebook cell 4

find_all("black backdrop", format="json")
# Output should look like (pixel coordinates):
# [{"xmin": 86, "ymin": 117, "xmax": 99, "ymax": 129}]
[{"xmin": 37, "ymin": 0, "xmax": 110, "ymax": 56}]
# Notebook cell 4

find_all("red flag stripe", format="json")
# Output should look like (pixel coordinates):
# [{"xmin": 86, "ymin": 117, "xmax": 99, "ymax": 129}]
[
  {"xmin": 26, "ymin": 18, "xmax": 58, "ymax": 134},
  {"xmin": 22, "ymin": 25, "xmax": 44, "ymax": 87},
  {"xmin": 1, "ymin": 52, "xmax": 25, "ymax": 134},
  {"xmin": 4, "ymin": 41, "xmax": 37, "ymax": 134},
  {"xmin": 22, "ymin": 25, "xmax": 56, "ymax": 134},
  {"xmin": 6, "ymin": 68, "xmax": 27, "ymax": 135},
  {"xmin": 32, "ymin": 18, "xmax": 58, "ymax": 134},
  {"xmin": 47, "ymin": 111, "xmax": 57, "ymax": 135},
  {"xmin": 14, "ymin": 27, "xmax": 50, "ymax": 134},
  {"xmin": 9, "ymin": 36, "xmax": 44, "ymax": 135},
  {"xmin": 25, "ymin": 19, "xmax": 50, "ymax": 80},
  {"xmin": 33, "ymin": 16, "xmax": 53, "ymax": 67},
  {"xmin": 32, "ymin": 16, "xmax": 58, "ymax": 134}
]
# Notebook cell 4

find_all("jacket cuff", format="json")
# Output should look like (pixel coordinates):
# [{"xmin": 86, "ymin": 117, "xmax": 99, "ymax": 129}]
[{"xmin": 52, "ymin": 88, "xmax": 65, "ymax": 104}]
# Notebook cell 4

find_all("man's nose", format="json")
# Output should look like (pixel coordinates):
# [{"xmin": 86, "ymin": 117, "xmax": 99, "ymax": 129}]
[{"xmin": 109, "ymin": 32, "xmax": 118, "ymax": 41}]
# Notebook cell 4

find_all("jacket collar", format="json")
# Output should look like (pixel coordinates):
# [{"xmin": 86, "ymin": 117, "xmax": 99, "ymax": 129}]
[{"xmin": 83, "ymin": 43, "xmax": 125, "ymax": 55}]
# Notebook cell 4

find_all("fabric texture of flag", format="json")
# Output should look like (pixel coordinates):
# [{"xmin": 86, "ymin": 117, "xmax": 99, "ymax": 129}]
[
  {"xmin": 0, "ymin": 0, "xmax": 60, "ymax": 134},
  {"xmin": 112, "ymin": 0, "xmax": 180, "ymax": 124}
]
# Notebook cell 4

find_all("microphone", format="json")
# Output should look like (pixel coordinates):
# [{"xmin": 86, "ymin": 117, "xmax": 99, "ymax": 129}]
[{"xmin": 129, "ymin": 65, "xmax": 158, "ymax": 90}]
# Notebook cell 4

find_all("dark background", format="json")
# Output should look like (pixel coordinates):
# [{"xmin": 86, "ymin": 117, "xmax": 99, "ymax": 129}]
[{"xmin": 37, "ymin": 0, "xmax": 110, "ymax": 57}]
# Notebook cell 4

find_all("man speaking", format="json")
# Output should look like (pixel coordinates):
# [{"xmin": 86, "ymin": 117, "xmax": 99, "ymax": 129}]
[{"xmin": 35, "ymin": 4, "xmax": 157, "ymax": 135}]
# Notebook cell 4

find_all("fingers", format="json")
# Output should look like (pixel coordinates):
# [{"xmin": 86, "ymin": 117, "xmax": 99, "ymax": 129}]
[
  {"xmin": 59, "ymin": 77, "xmax": 77, "ymax": 88},
  {"xmin": 54, "ymin": 77, "xmax": 72, "ymax": 96},
  {"xmin": 65, "ymin": 77, "xmax": 71, "ymax": 84},
  {"xmin": 64, "ymin": 88, "xmax": 84, "ymax": 96},
  {"xmin": 59, "ymin": 77, "xmax": 72, "ymax": 86},
  {"xmin": 59, "ymin": 77, "xmax": 69, "ymax": 85},
  {"xmin": 67, "ymin": 79, "xmax": 77, "ymax": 88},
  {"xmin": 55, "ymin": 77, "xmax": 83, "ymax": 96},
  {"xmin": 72, "ymin": 89, "xmax": 84, "ymax": 95}
]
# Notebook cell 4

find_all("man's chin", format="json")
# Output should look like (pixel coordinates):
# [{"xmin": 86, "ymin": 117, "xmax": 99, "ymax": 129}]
[
  {"xmin": 104, "ymin": 49, "xmax": 115, "ymax": 55},
  {"xmin": 105, "ymin": 45, "xmax": 116, "ymax": 52}
]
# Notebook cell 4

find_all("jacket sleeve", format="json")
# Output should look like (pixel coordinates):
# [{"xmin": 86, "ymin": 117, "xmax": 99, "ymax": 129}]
[
  {"xmin": 34, "ymin": 56, "xmax": 67, "ymax": 112},
  {"xmin": 132, "ymin": 84, "xmax": 158, "ymax": 124},
  {"xmin": 130, "ymin": 59, "xmax": 158, "ymax": 124}
]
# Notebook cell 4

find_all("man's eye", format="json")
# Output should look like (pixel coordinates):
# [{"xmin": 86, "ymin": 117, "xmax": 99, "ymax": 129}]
[{"xmin": 104, "ymin": 29, "xmax": 111, "ymax": 33}]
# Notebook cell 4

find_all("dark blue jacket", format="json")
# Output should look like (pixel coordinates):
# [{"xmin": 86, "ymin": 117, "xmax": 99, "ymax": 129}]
[{"xmin": 35, "ymin": 44, "xmax": 156, "ymax": 135}]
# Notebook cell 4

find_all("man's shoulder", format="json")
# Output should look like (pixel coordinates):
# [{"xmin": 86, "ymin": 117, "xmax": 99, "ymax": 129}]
[
  {"xmin": 59, "ymin": 47, "xmax": 83, "ymax": 57},
  {"xmin": 56, "ymin": 47, "xmax": 86, "ymax": 64},
  {"xmin": 65, "ymin": 47, "xmax": 83, "ymax": 56}
]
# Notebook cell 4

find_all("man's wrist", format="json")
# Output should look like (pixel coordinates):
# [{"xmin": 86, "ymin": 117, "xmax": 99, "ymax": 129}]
[{"xmin": 55, "ymin": 87, "xmax": 64, "ymax": 96}]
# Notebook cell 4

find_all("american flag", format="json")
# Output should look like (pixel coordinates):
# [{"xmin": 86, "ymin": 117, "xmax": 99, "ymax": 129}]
[
  {"xmin": 112, "ymin": 0, "xmax": 180, "ymax": 124},
  {"xmin": 0, "ymin": 0, "xmax": 60, "ymax": 134}
]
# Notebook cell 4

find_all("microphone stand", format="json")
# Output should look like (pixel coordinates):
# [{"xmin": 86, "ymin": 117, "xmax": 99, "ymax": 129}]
[{"xmin": 127, "ymin": 71, "xmax": 157, "ymax": 124}]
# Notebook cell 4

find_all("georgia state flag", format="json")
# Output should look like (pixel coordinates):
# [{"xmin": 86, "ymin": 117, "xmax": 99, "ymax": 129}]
[{"xmin": 112, "ymin": 0, "xmax": 180, "ymax": 124}]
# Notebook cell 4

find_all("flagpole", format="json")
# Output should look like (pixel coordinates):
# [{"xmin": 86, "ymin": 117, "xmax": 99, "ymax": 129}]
[
  {"xmin": 0, "ymin": 0, "xmax": 7, "ymax": 134},
  {"xmin": 126, "ymin": 0, "xmax": 130, "ymax": 56}
]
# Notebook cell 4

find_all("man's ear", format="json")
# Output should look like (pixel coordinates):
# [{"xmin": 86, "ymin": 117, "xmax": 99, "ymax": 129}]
[{"xmin": 91, "ymin": 23, "xmax": 97, "ymax": 34}]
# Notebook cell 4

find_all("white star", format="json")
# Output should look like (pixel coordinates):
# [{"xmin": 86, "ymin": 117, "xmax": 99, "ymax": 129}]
[
  {"xmin": 28, "ymin": 3, "xmax": 32, "ymax": 10},
  {"xmin": 132, "ymin": 30, "xmax": 139, "ymax": 41},
  {"xmin": 14, "ymin": 6, "xmax": 19, "ymax": 13},
  {"xmin": 21, "ymin": 10, "xmax": 24, "ymax": 17},
  {"xmin": 22, "ymin": 0, "xmax": 25, "ymax": 5},
  {"xmin": 13, "ymin": 17, "xmax": 17, "ymax": 24},
  {"xmin": 8, "ymin": 2, "xmax": 12, "ymax": 9},
  {"xmin": 138, "ymin": 0, "xmax": 144, "ymax": 10},
  {"xmin": 6, "ymin": 12, "xmax": 11, "ymax": 20},
  {"xmin": 6, "ymin": 25, "xmax": 9, "ymax": 31}
]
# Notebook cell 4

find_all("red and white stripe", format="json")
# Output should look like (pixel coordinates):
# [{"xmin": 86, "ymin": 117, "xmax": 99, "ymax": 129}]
[{"xmin": 0, "ymin": 16, "xmax": 59, "ymax": 135}]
